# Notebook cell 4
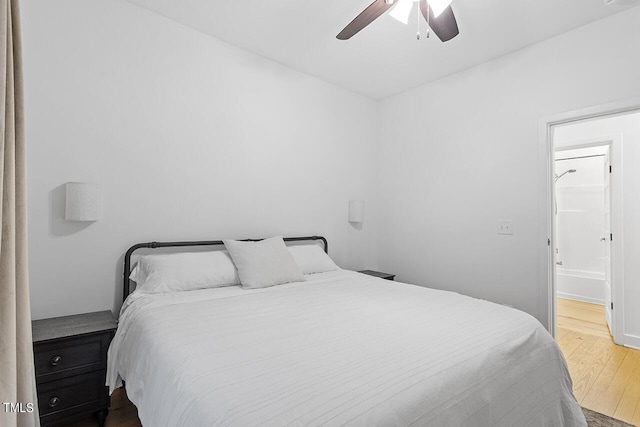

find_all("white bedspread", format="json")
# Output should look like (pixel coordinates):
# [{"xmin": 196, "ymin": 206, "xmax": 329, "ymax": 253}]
[{"xmin": 107, "ymin": 270, "xmax": 586, "ymax": 427}]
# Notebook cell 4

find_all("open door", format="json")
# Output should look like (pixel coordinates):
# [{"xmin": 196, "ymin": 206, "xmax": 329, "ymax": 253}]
[{"xmin": 603, "ymin": 147, "xmax": 613, "ymax": 336}]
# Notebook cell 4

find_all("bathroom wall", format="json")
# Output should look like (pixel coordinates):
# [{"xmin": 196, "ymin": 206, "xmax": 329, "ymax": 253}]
[{"xmin": 554, "ymin": 147, "xmax": 606, "ymax": 304}]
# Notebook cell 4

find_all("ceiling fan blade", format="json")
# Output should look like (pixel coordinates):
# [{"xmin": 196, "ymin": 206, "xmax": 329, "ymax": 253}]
[
  {"xmin": 420, "ymin": 2, "xmax": 459, "ymax": 42},
  {"xmin": 337, "ymin": 0, "xmax": 396, "ymax": 40}
]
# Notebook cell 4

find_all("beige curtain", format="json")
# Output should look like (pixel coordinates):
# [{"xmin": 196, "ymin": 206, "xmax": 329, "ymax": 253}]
[{"xmin": 0, "ymin": 0, "xmax": 39, "ymax": 426}]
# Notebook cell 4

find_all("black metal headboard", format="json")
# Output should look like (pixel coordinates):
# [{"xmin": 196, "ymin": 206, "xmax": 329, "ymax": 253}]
[{"xmin": 122, "ymin": 236, "xmax": 328, "ymax": 302}]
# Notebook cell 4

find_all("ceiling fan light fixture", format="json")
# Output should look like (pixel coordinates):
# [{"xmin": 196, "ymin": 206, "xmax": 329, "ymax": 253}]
[
  {"xmin": 428, "ymin": 0, "xmax": 453, "ymax": 18},
  {"xmin": 389, "ymin": 0, "xmax": 415, "ymax": 24},
  {"xmin": 336, "ymin": 0, "xmax": 459, "ymax": 41}
]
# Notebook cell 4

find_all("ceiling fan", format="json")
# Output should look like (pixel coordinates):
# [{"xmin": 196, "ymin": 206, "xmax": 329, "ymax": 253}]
[{"xmin": 337, "ymin": 0, "xmax": 459, "ymax": 42}]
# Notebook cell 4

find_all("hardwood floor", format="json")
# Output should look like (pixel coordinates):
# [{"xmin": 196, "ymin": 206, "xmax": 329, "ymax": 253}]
[
  {"xmin": 557, "ymin": 297, "xmax": 640, "ymax": 426},
  {"xmin": 69, "ymin": 298, "xmax": 640, "ymax": 426}
]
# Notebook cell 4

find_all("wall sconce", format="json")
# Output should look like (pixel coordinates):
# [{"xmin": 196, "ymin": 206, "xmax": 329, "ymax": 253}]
[
  {"xmin": 65, "ymin": 182, "xmax": 100, "ymax": 221},
  {"xmin": 348, "ymin": 200, "xmax": 365, "ymax": 223}
]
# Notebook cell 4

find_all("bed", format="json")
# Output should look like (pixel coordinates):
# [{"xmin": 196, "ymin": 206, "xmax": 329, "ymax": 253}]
[{"xmin": 106, "ymin": 236, "xmax": 586, "ymax": 426}]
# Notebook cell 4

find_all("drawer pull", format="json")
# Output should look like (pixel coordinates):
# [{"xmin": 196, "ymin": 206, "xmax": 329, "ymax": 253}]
[
  {"xmin": 50, "ymin": 355, "xmax": 62, "ymax": 366},
  {"xmin": 48, "ymin": 397, "xmax": 60, "ymax": 408}
]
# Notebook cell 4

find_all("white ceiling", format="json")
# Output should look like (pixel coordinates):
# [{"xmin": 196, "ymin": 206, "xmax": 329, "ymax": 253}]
[{"xmin": 127, "ymin": 0, "xmax": 639, "ymax": 100}]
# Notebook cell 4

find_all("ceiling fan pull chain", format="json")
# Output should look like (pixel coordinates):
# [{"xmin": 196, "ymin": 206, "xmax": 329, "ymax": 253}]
[
  {"xmin": 426, "ymin": 1, "xmax": 431, "ymax": 38},
  {"xmin": 416, "ymin": 0, "xmax": 421, "ymax": 40}
]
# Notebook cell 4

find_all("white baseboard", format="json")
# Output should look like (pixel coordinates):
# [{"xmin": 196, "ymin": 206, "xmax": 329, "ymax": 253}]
[
  {"xmin": 556, "ymin": 292, "xmax": 605, "ymax": 306},
  {"xmin": 624, "ymin": 334, "xmax": 640, "ymax": 350}
]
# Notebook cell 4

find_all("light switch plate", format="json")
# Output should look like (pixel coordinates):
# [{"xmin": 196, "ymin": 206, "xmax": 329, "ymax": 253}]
[{"xmin": 498, "ymin": 220, "xmax": 513, "ymax": 235}]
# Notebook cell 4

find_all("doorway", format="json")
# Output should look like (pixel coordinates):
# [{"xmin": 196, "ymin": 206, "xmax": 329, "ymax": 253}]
[
  {"xmin": 545, "ymin": 107, "xmax": 640, "ymax": 348},
  {"xmin": 553, "ymin": 142, "xmax": 613, "ymax": 338},
  {"xmin": 542, "ymin": 103, "xmax": 640, "ymax": 423}
]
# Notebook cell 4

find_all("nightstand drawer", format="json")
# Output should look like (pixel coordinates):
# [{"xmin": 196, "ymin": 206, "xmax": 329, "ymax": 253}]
[
  {"xmin": 33, "ymin": 311, "xmax": 116, "ymax": 427},
  {"xmin": 34, "ymin": 335, "xmax": 104, "ymax": 380},
  {"xmin": 37, "ymin": 370, "xmax": 107, "ymax": 417}
]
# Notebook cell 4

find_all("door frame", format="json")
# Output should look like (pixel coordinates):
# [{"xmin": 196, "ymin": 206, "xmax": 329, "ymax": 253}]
[
  {"xmin": 538, "ymin": 97, "xmax": 640, "ymax": 342},
  {"xmin": 553, "ymin": 136, "xmax": 621, "ymax": 343}
]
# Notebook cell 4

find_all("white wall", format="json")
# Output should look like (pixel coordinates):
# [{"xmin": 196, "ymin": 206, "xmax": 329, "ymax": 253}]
[
  {"xmin": 554, "ymin": 113, "xmax": 640, "ymax": 346},
  {"xmin": 22, "ymin": 0, "xmax": 379, "ymax": 319},
  {"xmin": 376, "ymin": 8, "xmax": 640, "ymax": 327},
  {"xmin": 22, "ymin": 1, "xmax": 640, "ymax": 327}
]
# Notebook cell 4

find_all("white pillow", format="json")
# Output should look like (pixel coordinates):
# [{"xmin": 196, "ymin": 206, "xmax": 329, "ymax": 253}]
[
  {"xmin": 130, "ymin": 251, "xmax": 240, "ymax": 293},
  {"xmin": 288, "ymin": 245, "xmax": 338, "ymax": 274},
  {"xmin": 223, "ymin": 236, "xmax": 305, "ymax": 289}
]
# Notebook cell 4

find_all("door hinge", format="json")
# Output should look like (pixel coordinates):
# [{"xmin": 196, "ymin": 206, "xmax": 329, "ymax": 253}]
[
  {"xmin": 610, "ymin": 233, "xmax": 613, "ymax": 241},
  {"xmin": 611, "ymin": 302, "xmax": 614, "ymax": 310},
  {"xmin": 547, "ymin": 238, "xmax": 551, "ymax": 246},
  {"xmin": 610, "ymin": 165, "xmax": 612, "ymax": 173}
]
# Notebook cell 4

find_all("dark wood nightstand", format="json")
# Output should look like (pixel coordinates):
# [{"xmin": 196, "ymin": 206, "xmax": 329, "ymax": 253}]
[
  {"xmin": 358, "ymin": 270, "xmax": 396, "ymax": 281},
  {"xmin": 32, "ymin": 311, "xmax": 117, "ymax": 427}
]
